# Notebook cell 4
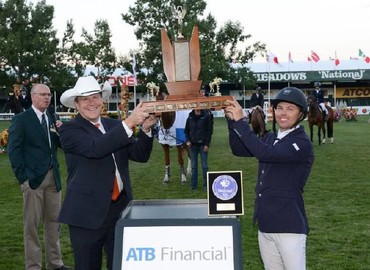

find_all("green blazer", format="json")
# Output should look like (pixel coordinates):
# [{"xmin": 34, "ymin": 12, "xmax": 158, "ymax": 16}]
[{"xmin": 8, "ymin": 108, "xmax": 62, "ymax": 191}]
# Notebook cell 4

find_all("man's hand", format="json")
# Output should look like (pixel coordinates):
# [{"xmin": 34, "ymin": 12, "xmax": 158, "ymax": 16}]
[
  {"xmin": 124, "ymin": 102, "xmax": 152, "ymax": 129},
  {"xmin": 224, "ymin": 98, "xmax": 244, "ymax": 121}
]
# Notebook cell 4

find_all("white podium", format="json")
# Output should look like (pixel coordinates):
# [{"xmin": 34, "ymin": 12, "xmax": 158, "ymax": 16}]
[{"xmin": 113, "ymin": 199, "xmax": 243, "ymax": 270}]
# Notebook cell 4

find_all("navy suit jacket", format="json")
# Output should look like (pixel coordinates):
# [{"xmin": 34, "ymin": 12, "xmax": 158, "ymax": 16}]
[
  {"xmin": 8, "ymin": 108, "xmax": 62, "ymax": 191},
  {"xmin": 58, "ymin": 114, "xmax": 154, "ymax": 230}
]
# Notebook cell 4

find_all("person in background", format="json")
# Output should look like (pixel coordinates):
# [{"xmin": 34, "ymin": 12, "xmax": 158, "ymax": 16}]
[
  {"xmin": 311, "ymin": 81, "xmax": 328, "ymax": 120},
  {"xmin": 19, "ymin": 86, "xmax": 32, "ymax": 110},
  {"xmin": 3, "ymin": 86, "xmax": 23, "ymax": 114},
  {"xmin": 185, "ymin": 109, "xmax": 213, "ymax": 190},
  {"xmin": 250, "ymin": 86, "xmax": 264, "ymax": 108},
  {"xmin": 249, "ymin": 86, "xmax": 265, "ymax": 122},
  {"xmin": 224, "ymin": 87, "xmax": 314, "ymax": 270},
  {"xmin": 58, "ymin": 76, "xmax": 157, "ymax": 270},
  {"xmin": 7, "ymin": 84, "xmax": 69, "ymax": 270}
]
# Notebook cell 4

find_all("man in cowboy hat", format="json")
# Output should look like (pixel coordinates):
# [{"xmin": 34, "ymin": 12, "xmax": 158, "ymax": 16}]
[{"xmin": 58, "ymin": 76, "xmax": 157, "ymax": 270}]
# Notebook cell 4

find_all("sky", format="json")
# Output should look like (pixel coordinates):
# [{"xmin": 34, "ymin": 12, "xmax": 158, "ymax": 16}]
[{"xmin": 29, "ymin": 0, "xmax": 370, "ymax": 63}]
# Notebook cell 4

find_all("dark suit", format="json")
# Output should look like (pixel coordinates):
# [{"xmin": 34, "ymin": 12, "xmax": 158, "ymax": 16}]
[
  {"xmin": 8, "ymin": 108, "xmax": 62, "ymax": 190},
  {"xmin": 19, "ymin": 93, "xmax": 32, "ymax": 110},
  {"xmin": 8, "ymin": 107, "xmax": 64, "ymax": 269},
  {"xmin": 58, "ymin": 114, "xmax": 154, "ymax": 270}
]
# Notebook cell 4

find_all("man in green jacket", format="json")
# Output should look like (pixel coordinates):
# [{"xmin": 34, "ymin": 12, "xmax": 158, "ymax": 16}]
[{"xmin": 8, "ymin": 83, "xmax": 70, "ymax": 270}]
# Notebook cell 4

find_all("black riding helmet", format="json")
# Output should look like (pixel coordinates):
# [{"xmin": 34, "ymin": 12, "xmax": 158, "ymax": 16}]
[
  {"xmin": 271, "ymin": 87, "xmax": 308, "ymax": 132},
  {"xmin": 314, "ymin": 81, "xmax": 321, "ymax": 87}
]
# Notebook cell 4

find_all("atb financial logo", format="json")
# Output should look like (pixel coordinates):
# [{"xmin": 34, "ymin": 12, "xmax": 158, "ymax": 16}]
[{"xmin": 125, "ymin": 246, "xmax": 230, "ymax": 262}]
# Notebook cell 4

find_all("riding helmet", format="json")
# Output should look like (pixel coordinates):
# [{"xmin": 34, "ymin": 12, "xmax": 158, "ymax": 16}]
[
  {"xmin": 314, "ymin": 81, "xmax": 321, "ymax": 87},
  {"xmin": 272, "ymin": 87, "xmax": 308, "ymax": 112}
]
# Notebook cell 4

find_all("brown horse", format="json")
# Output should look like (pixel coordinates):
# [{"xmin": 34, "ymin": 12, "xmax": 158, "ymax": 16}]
[
  {"xmin": 250, "ymin": 106, "xmax": 267, "ymax": 138},
  {"xmin": 307, "ymin": 96, "xmax": 334, "ymax": 145}
]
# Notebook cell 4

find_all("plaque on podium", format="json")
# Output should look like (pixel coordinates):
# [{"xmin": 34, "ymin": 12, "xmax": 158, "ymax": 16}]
[{"xmin": 113, "ymin": 199, "xmax": 243, "ymax": 270}]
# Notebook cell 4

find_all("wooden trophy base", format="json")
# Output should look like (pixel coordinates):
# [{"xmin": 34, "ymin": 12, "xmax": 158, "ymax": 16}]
[{"xmin": 143, "ymin": 94, "xmax": 232, "ymax": 113}]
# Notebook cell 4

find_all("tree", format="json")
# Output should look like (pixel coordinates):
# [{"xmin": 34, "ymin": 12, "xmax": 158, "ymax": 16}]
[
  {"xmin": 0, "ymin": 0, "xmax": 59, "ymax": 82},
  {"xmin": 78, "ymin": 19, "xmax": 116, "ymax": 77},
  {"xmin": 121, "ymin": 0, "xmax": 266, "ymax": 93}
]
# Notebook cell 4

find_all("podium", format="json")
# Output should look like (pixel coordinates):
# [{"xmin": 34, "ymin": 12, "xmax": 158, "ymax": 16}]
[{"xmin": 113, "ymin": 199, "xmax": 243, "ymax": 270}]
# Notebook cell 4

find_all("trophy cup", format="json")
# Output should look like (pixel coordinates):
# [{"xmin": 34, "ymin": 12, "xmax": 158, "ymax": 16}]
[{"xmin": 143, "ymin": 5, "xmax": 232, "ymax": 113}]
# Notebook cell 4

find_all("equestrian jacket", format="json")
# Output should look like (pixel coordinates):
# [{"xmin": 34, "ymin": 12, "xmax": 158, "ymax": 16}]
[
  {"xmin": 227, "ymin": 117, "xmax": 314, "ymax": 234},
  {"xmin": 312, "ymin": 89, "xmax": 325, "ymax": 103}
]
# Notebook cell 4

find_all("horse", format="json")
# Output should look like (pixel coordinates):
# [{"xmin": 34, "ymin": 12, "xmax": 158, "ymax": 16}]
[
  {"xmin": 158, "ymin": 111, "xmax": 191, "ymax": 184},
  {"xmin": 307, "ymin": 96, "xmax": 334, "ymax": 145},
  {"xmin": 250, "ymin": 105, "xmax": 267, "ymax": 137}
]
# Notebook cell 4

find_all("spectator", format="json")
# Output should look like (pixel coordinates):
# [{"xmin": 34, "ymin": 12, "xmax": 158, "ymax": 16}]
[
  {"xmin": 7, "ymin": 84, "xmax": 68, "ymax": 270},
  {"xmin": 19, "ymin": 86, "xmax": 32, "ymax": 110},
  {"xmin": 185, "ymin": 109, "xmax": 213, "ymax": 190}
]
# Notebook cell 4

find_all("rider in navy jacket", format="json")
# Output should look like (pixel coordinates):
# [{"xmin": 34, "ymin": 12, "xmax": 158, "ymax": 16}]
[{"xmin": 225, "ymin": 87, "xmax": 314, "ymax": 270}]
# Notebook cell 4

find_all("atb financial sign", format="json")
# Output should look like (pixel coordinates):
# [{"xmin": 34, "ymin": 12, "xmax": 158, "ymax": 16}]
[{"xmin": 121, "ymin": 226, "xmax": 235, "ymax": 270}]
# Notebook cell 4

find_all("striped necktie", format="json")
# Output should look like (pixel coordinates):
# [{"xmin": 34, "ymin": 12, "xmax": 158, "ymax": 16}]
[{"xmin": 41, "ymin": 113, "xmax": 49, "ymax": 140}]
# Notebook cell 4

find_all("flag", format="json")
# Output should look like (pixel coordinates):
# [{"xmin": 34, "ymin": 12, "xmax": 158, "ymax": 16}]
[
  {"xmin": 311, "ymin": 51, "xmax": 320, "ymax": 62},
  {"xmin": 334, "ymin": 51, "xmax": 340, "ymax": 66},
  {"xmin": 307, "ymin": 56, "xmax": 312, "ymax": 62},
  {"xmin": 359, "ymin": 49, "xmax": 370, "ymax": 63},
  {"xmin": 266, "ymin": 51, "xmax": 279, "ymax": 64},
  {"xmin": 288, "ymin": 51, "xmax": 293, "ymax": 63}
]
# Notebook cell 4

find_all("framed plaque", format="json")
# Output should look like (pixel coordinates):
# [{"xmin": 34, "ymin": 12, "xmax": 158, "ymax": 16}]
[{"xmin": 207, "ymin": 171, "xmax": 244, "ymax": 216}]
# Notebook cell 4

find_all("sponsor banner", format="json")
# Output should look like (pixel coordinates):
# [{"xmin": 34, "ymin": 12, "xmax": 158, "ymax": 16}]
[
  {"xmin": 255, "ymin": 69, "xmax": 370, "ymax": 82},
  {"xmin": 121, "ymin": 226, "xmax": 235, "ymax": 270},
  {"xmin": 336, "ymin": 87, "xmax": 370, "ymax": 98}
]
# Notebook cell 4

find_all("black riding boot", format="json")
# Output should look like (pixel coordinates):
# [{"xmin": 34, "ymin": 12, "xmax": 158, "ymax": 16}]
[{"xmin": 323, "ymin": 111, "xmax": 327, "ymax": 121}]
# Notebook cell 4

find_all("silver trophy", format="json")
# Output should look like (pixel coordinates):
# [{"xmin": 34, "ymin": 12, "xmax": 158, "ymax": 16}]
[{"xmin": 174, "ymin": 6, "xmax": 186, "ymax": 39}]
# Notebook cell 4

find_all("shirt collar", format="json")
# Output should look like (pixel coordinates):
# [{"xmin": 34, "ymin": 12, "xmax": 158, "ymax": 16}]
[
  {"xmin": 32, "ymin": 105, "xmax": 47, "ymax": 120},
  {"xmin": 277, "ymin": 125, "xmax": 300, "ymax": 140}
]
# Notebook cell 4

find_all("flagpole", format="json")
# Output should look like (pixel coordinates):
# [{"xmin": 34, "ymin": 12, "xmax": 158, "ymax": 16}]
[
  {"xmin": 268, "ymin": 52, "xmax": 271, "ymax": 111},
  {"xmin": 132, "ymin": 53, "xmax": 137, "ymax": 108}
]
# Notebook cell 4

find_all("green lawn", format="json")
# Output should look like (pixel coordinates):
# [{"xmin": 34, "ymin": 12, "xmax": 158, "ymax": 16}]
[{"xmin": 0, "ymin": 116, "xmax": 369, "ymax": 269}]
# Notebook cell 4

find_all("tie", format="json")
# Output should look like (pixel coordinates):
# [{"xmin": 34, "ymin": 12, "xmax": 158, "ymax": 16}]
[
  {"xmin": 41, "ymin": 113, "xmax": 49, "ymax": 139},
  {"xmin": 93, "ymin": 122, "xmax": 120, "ymax": 201},
  {"xmin": 112, "ymin": 177, "xmax": 120, "ymax": 201}
]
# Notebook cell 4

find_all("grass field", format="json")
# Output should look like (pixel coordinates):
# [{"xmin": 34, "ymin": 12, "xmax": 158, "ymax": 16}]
[{"xmin": 0, "ymin": 115, "xmax": 369, "ymax": 269}]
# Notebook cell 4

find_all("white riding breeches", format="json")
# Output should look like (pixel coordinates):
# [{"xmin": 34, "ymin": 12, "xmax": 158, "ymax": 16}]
[{"xmin": 258, "ymin": 231, "xmax": 307, "ymax": 270}]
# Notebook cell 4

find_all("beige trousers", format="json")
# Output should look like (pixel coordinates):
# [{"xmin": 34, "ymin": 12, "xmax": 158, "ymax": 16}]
[{"xmin": 21, "ymin": 169, "xmax": 64, "ymax": 270}]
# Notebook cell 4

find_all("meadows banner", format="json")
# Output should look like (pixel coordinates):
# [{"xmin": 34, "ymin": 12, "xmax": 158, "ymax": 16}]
[{"xmin": 255, "ymin": 69, "xmax": 370, "ymax": 82}]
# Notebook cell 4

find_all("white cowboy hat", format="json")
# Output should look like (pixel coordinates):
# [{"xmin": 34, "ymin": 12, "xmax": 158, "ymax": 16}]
[{"xmin": 60, "ymin": 76, "xmax": 112, "ymax": 109}]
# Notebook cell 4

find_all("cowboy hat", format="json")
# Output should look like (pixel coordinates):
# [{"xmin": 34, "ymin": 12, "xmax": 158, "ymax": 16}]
[{"xmin": 60, "ymin": 76, "xmax": 112, "ymax": 109}]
